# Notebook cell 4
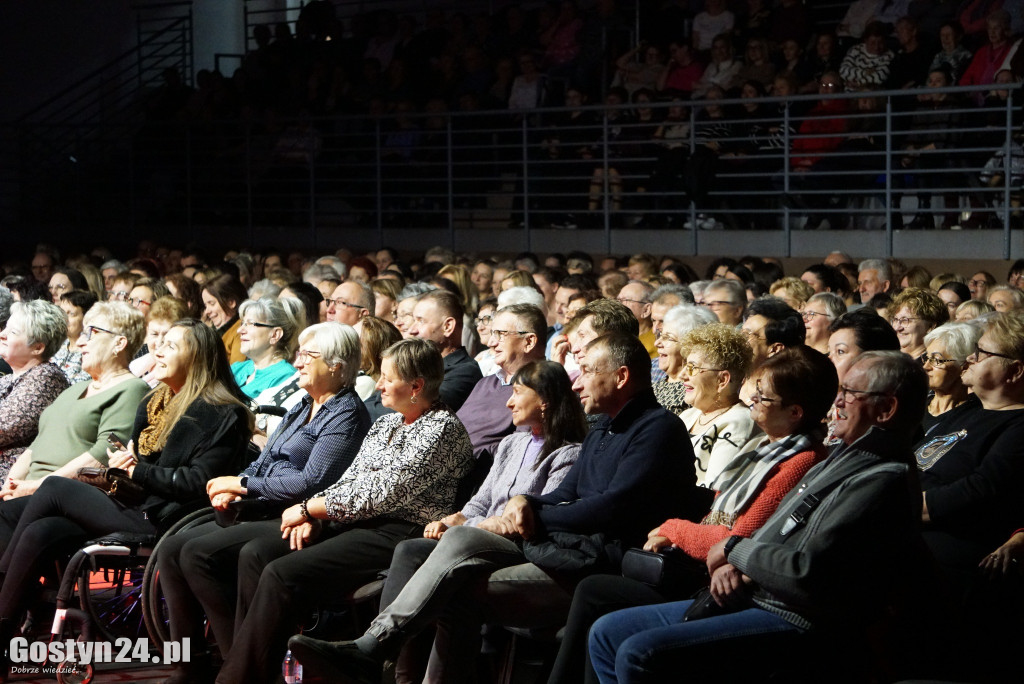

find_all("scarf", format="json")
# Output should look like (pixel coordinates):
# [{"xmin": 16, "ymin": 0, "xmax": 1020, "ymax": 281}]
[
  {"xmin": 137, "ymin": 385, "xmax": 173, "ymax": 456},
  {"xmin": 704, "ymin": 431, "xmax": 815, "ymax": 529}
]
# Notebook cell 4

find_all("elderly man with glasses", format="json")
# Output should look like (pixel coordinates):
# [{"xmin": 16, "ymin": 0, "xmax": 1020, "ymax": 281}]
[{"xmin": 325, "ymin": 281, "xmax": 374, "ymax": 326}]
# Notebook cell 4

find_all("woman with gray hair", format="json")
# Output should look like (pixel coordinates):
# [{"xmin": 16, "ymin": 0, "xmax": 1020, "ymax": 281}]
[
  {"xmin": 921, "ymin": 321, "xmax": 982, "ymax": 434},
  {"xmin": 0, "ymin": 301, "xmax": 72, "ymax": 480},
  {"xmin": 157, "ymin": 320, "xmax": 374, "ymax": 684},
  {"xmin": 802, "ymin": 292, "xmax": 847, "ymax": 354},
  {"xmin": 653, "ymin": 304, "xmax": 718, "ymax": 412}
]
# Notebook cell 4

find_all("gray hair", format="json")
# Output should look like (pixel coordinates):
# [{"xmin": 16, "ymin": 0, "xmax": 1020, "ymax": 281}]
[
  {"xmin": 100, "ymin": 259, "xmax": 126, "ymax": 273},
  {"xmin": 0, "ymin": 286, "xmax": 12, "ymax": 329},
  {"xmin": 988, "ymin": 285, "xmax": 1024, "ymax": 310},
  {"xmin": 704, "ymin": 279, "xmax": 746, "ymax": 306},
  {"xmin": 851, "ymin": 350, "xmax": 927, "ymax": 436},
  {"xmin": 10, "ymin": 300, "xmax": 68, "ymax": 360},
  {"xmin": 622, "ymin": 279, "xmax": 654, "ymax": 302},
  {"xmin": 807, "ymin": 292, "xmax": 847, "ymax": 320},
  {"xmin": 303, "ymin": 263, "xmax": 342, "ymax": 284},
  {"xmin": 651, "ymin": 284, "xmax": 695, "ymax": 307},
  {"xmin": 349, "ymin": 279, "xmax": 376, "ymax": 313},
  {"xmin": 858, "ymin": 259, "xmax": 892, "ymax": 283},
  {"xmin": 248, "ymin": 279, "xmax": 282, "ymax": 300},
  {"xmin": 663, "ymin": 303, "xmax": 717, "ymax": 338},
  {"xmin": 239, "ymin": 296, "xmax": 305, "ymax": 359},
  {"xmin": 83, "ymin": 301, "xmax": 146, "ymax": 358},
  {"xmin": 315, "ymin": 255, "xmax": 347, "ymax": 279},
  {"xmin": 398, "ymin": 282, "xmax": 436, "ymax": 302},
  {"xmin": 498, "ymin": 286, "xmax": 545, "ymax": 310},
  {"xmin": 299, "ymin": 322, "xmax": 360, "ymax": 387},
  {"xmin": 689, "ymin": 280, "xmax": 711, "ymax": 301},
  {"xmin": 923, "ymin": 322, "xmax": 982, "ymax": 363}
]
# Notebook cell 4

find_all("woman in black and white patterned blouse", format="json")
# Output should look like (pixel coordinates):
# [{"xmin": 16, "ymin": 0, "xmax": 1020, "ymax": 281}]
[{"xmin": 204, "ymin": 338, "xmax": 474, "ymax": 684}]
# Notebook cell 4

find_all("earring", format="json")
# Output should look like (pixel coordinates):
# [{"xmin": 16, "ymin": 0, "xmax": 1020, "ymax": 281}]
[{"xmin": 411, "ymin": 394, "xmax": 418, "ymax": 404}]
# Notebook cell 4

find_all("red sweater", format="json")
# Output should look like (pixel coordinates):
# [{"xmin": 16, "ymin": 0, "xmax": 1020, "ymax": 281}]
[
  {"xmin": 659, "ymin": 446, "xmax": 826, "ymax": 560},
  {"xmin": 790, "ymin": 99, "xmax": 848, "ymax": 169}
]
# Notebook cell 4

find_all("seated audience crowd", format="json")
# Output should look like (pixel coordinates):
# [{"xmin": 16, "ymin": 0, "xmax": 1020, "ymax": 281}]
[{"xmin": 0, "ymin": 241, "xmax": 1022, "ymax": 683}]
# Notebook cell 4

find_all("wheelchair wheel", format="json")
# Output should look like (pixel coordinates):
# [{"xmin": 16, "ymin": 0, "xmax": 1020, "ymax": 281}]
[
  {"xmin": 55, "ymin": 656, "xmax": 94, "ymax": 684},
  {"xmin": 76, "ymin": 551, "xmax": 149, "ymax": 645},
  {"xmin": 141, "ymin": 508, "xmax": 218, "ymax": 650}
]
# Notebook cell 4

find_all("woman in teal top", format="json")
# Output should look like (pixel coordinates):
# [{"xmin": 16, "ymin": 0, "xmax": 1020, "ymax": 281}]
[{"xmin": 231, "ymin": 297, "xmax": 305, "ymax": 436}]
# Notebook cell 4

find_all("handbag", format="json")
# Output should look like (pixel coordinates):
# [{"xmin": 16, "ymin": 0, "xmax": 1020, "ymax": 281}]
[
  {"xmin": 76, "ymin": 467, "xmax": 148, "ymax": 506},
  {"xmin": 621, "ymin": 548, "xmax": 709, "ymax": 597}
]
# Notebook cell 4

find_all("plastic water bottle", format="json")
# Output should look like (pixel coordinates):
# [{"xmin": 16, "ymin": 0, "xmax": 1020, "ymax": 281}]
[{"xmin": 283, "ymin": 649, "xmax": 303, "ymax": 683}]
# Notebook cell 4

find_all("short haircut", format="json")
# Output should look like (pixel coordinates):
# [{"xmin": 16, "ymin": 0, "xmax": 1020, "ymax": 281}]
[
  {"xmin": 398, "ymin": 282, "xmax": 436, "ymax": 302},
  {"xmin": 84, "ymin": 301, "xmax": 146, "ymax": 358},
  {"xmin": 651, "ymin": 284, "xmax": 695, "ymax": 307},
  {"xmin": 299, "ymin": 322, "xmax": 361, "ymax": 387},
  {"xmin": 858, "ymin": 259, "xmax": 892, "ymax": 284},
  {"xmin": 61, "ymin": 290, "xmax": 98, "ymax": 315},
  {"xmin": 11, "ymin": 300, "xmax": 68, "ymax": 359},
  {"xmin": 147, "ymin": 296, "xmax": 190, "ymax": 325},
  {"xmin": 806, "ymin": 292, "xmax": 847, "ymax": 320},
  {"xmin": 627, "ymin": 253, "xmax": 658, "ymax": 278},
  {"xmin": 768, "ymin": 277, "xmax": 814, "ymax": 307},
  {"xmin": 679, "ymin": 323, "xmax": 753, "ymax": 389},
  {"xmin": 598, "ymin": 271, "xmax": 629, "ymax": 298},
  {"xmin": 52, "ymin": 267, "xmax": 89, "ymax": 293},
  {"xmin": 498, "ymin": 285, "xmax": 545, "ymax": 311},
  {"xmin": 621, "ymin": 279, "xmax": 654, "ymax": 302},
  {"xmin": 420, "ymin": 289, "xmax": 465, "ymax": 321},
  {"xmin": 744, "ymin": 297, "xmax": 805, "ymax": 347},
  {"xmin": 248, "ymin": 278, "xmax": 283, "ymax": 299},
  {"xmin": 239, "ymin": 296, "xmax": 305, "ymax": 358},
  {"xmin": 560, "ymin": 273, "xmax": 599, "ymax": 292},
  {"xmin": 573, "ymin": 299, "xmax": 640, "ymax": 337},
  {"xmin": 585, "ymin": 332, "xmax": 652, "ymax": 389},
  {"xmin": 756, "ymin": 346, "xmax": 838, "ymax": 433},
  {"xmin": 955, "ymin": 300, "xmax": 994, "ymax": 320},
  {"xmin": 923, "ymin": 322, "xmax": 982, "ymax": 363},
  {"xmin": 498, "ymin": 303, "xmax": 548, "ymax": 340},
  {"xmin": 382, "ymin": 337, "xmax": 445, "ymax": 401},
  {"xmin": 988, "ymin": 285, "xmax": 1024, "ymax": 310},
  {"xmin": 829, "ymin": 309, "xmax": 900, "ymax": 352},
  {"xmin": 662, "ymin": 304, "xmax": 717, "ymax": 337},
  {"xmin": 359, "ymin": 316, "xmax": 403, "ymax": 378},
  {"xmin": 938, "ymin": 281, "xmax": 971, "ymax": 304},
  {"xmin": 851, "ymin": 351, "xmax": 928, "ymax": 438},
  {"xmin": 348, "ymin": 279, "xmax": 376, "ymax": 313},
  {"xmin": 803, "ymin": 264, "xmax": 848, "ymax": 295},
  {"xmin": 983, "ymin": 311, "xmax": 1024, "ymax": 361},
  {"xmin": 888, "ymin": 287, "xmax": 949, "ymax": 329},
  {"xmin": 704, "ymin": 279, "xmax": 746, "ymax": 307}
]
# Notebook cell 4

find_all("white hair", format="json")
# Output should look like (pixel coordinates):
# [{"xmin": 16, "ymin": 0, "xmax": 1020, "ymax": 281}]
[{"xmin": 498, "ymin": 286, "xmax": 545, "ymax": 310}]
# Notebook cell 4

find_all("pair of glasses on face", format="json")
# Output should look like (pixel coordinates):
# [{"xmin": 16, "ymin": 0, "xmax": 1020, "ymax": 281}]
[
  {"xmin": 969, "ymin": 345, "xmax": 1016, "ymax": 363},
  {"xmin": 892, "ymin": 316, "xmax": 921, "ymax": 327},
  {"xmin": 837, "ymin": 386, "xmax": 891, "ymax": 404},
  {"xmin": 750, "ymin": 379, "xmax": 782, "ymax": 405},
  {"xmin": 475, "ymin": 315, "xmax": 493, "ymax": 326},
  {"xmin": 79, "ymin": 325, "xmax": 120, "ymax": 341},
  {"xmin": 128, "ymin": 297, "xmax": 151, "ymax": 308},
  {"xmin": 295, "ymin": 349, "xmax": 322, "ymax": 363},
  {"xmin": 490, "ymin": 329, "xmax": 530, "ymax": 341},
  {"xmin": 922, "ymin": 354, "xmax": 956, "ymax": 368},
  {"xmin": 49, "ymin": 284, "xmax": 69, "ymax": 294},
  {"xmin": 683, "ymin": 362, "xmax": 722, "ymax": 376},
  {"xmin": 108, "ymin": 291, "xmax": 130, "ymax": 302},
  {"xmin": 326, "ymin": 298, "xmax": 365, "ymax": 311},
  {"xmin": 241, "ymin": 319, "xmax": 275, "ymax": 330},
  {"xmin": 802, "ymin": 310, "xmax": 830, "ymax": 321}
]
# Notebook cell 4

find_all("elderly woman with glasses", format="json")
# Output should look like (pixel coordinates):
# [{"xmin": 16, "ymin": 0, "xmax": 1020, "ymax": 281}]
[
  {"xmin": 914, "ymin": 312, "xmax": 1024, "ymax": 668},
  {"xmin": 652, "ymin": 304, "xmax": 718, "ymax": 413},
  {"xmin": 0, "ymin": 301, "xmax": 72, "ymax": 482},
  {"xmin": 0, "ymin": 302, "xmax": 149, "ymax": 499},
  {"xmin": 921, "ymin": 322, "xmax": 982, "ymax": 435},
  {"xmin": 678, "ymin": 323, "xmax": 763, "ymax": 487},
  {"xmin": 889, "ymin": 287, "xmax": 950, "ymax": 362},
  {"xmin": 801, "ymin": 292, "xmax": 846, "ymax": 354}
]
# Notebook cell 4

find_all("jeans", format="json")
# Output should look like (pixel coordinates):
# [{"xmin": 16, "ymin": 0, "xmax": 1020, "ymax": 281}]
[{"xmin": 588, "ymin": 600, "xmax": 801, "ymax": 684}]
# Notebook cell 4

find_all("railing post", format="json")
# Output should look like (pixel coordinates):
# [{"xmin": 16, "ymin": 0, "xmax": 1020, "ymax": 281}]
[
  {"xmin": 375, "ymin": 118, "xmax": 383, "ymax": 245},
  {"xmin": 1005, "ymin": 87, "xmax": 1014, "ymax": 259},
  {"xmin": 521, "ymin": 117, "xmax": 530, "ymax": 232},
  {"xmin": 884, "ymin": 95, "xmax": 893, "ymax": 257},
  {"xmin": 447, "ymin": 114, "xmax": 456, "ymax": 251}
]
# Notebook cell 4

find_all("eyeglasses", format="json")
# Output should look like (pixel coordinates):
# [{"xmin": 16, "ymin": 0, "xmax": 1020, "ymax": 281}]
[
  {"xmin": 474, "ymin": 315, "xmax": 493, "ymax": 326},
  {"xmin": 819, "ymin": 81, "xmax": 838, "ymax": 88},
  {"xmin": 750, "ymin": 379, "xmax": 782, "ymax": 405},
  {"xmin": 128, "ymin": 297, "xmax": 152, "ymax": 308},
  {"xmin": 891, "ymin": 316, "xmax": 921, "ymax": 327},
  {"xmin": 241, "ymin": 319, "xmax": 275, "ymax": 329},
  {"xmin": 968, "ymin": 279, "xmax": 989, "ymax": 288},
  {"xmin": 79, "ymin": 325, "xmax": 120, "ymax": 341},
  {"xmin": 616, "ymin": 297, "xmax": 648, "ymax": 306},
  {"xmin": 659, "ymin": 333, "xmax": 680, "ymax": 344},
  {"xmin": 108, "ymin": 290, "xmax": 130, "ymax": 302},
  {"xmin": 683, "ymin": 362, "xmax": 723, "ymax": 376},
  {"xmin": 295, "ymin": 349, "xmax": 322, "ymax": 362},
  {"xmin": 922, "ymin": 354, "xmax": 956, "ymax": 368},
  {"xmin": 969, "ymin": 344, "xmax": 1016, "ymax": 362},
  {"xmin": 326, "ymin": 298, "xmax": 366, "ymax": 311},
  {"xmin": 744, "ymin": 325, "xmax": 766, "ymax": 342},
  {"xmin": 48, "ymin": 284, "xmax": 69, "ymax": 293},
  {"xmin": 838, "ymin": 386, "xmax": 891, "ymax": 403},
  {"xmin": 490, "ymin": 329, "xmax": 531, "ymax": 341},
  {"xmin": 704, "ymin": 300, "xmax": 735, "ymax": 309},
  {"xmin": 802, "ymin": 310, "xmax": 831, "ymax": 321}
]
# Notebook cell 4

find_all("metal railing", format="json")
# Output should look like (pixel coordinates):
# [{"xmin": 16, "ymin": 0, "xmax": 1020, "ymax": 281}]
[{"xmin": 5, "ymin": 82, "xmax": 1021, "ymax": 258}]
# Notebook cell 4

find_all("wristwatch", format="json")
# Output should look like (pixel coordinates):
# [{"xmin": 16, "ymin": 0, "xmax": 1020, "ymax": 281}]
[
  {"xmin": 240, "ymin": 476, "xmax": 249, "ymax": 490},
  {"xmin": 723, "ymin": 535, "xmax": 743, "ymax": 558}
]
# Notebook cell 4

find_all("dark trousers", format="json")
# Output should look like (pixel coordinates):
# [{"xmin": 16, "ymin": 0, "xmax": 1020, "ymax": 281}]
[
  {"xmin": 207, "ymin": 518, "xmax": 422, "ymax": 684},
  {"xmin": 548, "ymin": 574, "xmax": 672, "ymax": 684},
  {"xmin": 381, "ymin": 537, "xmax": 440, "ymax": 684},
  {"xmin": 0, "ymin": 477, "xmax": 154, "ymax": 620},
  {"xmin": 0, "ymin": 497, "xmax": 32, "ymax": 556}
]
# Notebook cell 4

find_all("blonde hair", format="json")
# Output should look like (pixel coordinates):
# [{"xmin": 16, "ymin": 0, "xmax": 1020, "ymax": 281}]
[
  {"xmin": 888, "ymin": 287, "xmax": 949, "ymax": 329},
  {"xmin": 984, "ymin": 311, "xmax": 1024, "ymax": 361},
  {"xmin": 382, "ymin": 338, "xmax": 445, "ymax": 402},
  {"xmin": 679, "ymin": 322, "xmax": 753, "ymax": 390},
  {"xmin": 768, "ymin": 277, "xmax": 814, "ymax": 308},
  {"xmin": 84, "ymin": 302, "xmax": 146, "ymax": 358},
  {"xmin": 438, "ymin": 264, "xmax": 479, "ymax": 316}
]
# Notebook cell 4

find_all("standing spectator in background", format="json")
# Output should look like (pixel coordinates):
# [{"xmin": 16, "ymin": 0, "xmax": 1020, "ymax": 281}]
[
  {"xmin": 930, "ymin": 21, "xmax": 973, "ymax": 83},
  {"xmin": 840, "ymin": 22, "xmax": 895, "ymax": 89},
  {"xmin": 692, "ymin": 0, "xmax": 734, "ymax": 54}
]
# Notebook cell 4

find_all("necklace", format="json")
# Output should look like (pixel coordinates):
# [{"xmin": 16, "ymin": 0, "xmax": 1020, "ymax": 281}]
[{"xmin": 695, "ymin": 405, "xmax": 729, "ymax": 427}]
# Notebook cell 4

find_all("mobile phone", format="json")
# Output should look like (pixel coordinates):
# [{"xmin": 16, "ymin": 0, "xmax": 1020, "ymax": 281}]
[{"xmin": 106, "ymin": 433, "xmax": 126, "ymax": 451}]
